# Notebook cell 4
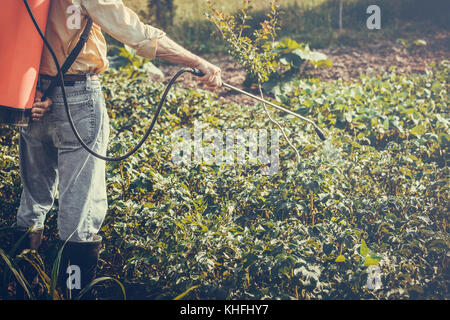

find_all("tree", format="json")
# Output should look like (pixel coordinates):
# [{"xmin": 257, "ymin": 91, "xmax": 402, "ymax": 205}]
[{"xmin": 147, "ymin": 0, "xmax": 176, "ymax": 29}]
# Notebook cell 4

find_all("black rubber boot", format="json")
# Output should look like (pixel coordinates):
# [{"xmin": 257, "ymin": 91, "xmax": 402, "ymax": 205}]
[
  {"xmin": 12, "ymin": 228, "xmax": 45, "ymax": 299},
  {"xmin": 13, "ymin": 228, "xmax": 43, "ymax": 252},
  {"xmin": 58, "ymin": 235, "xmax": 102, "ymax": 300}
]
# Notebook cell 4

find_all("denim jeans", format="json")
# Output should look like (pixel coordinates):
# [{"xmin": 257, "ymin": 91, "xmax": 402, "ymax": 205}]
[{"xmin": 16, "ymin": 75, "xmax": 109, "ymax": 242}]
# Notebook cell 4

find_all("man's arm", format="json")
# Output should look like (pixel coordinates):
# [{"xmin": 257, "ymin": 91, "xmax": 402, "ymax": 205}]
[
  {"xmin": 155, "ymin": 36, "xmax": 222, "ymax": 90},
  {"xmin": 76, "ymin": 0, "xmax": 221, "ymax": 89}
]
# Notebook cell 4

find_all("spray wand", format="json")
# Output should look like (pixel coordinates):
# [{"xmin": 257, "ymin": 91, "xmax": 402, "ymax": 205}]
[{"xmin": 189, "ymin": 69, "xmax": 326, "ymax": 141}]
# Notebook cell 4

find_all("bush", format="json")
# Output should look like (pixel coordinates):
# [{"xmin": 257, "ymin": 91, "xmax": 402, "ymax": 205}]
[
  {"xmin": 206, "ymin": 0, "xmax": 332, "ymax": 90},
  {"xmin": 95, "ymin": 60, "xmax": 448, "ymax": 299}
]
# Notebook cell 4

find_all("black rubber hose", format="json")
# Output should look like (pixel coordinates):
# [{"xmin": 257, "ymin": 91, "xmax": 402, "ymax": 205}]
[{"xmin": 23, "ymin": 0, "xmax": 193, "ymax": 162}]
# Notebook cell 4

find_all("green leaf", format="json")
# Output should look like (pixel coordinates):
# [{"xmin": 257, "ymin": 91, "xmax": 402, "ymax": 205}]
[
  {"xmin": 364, "ymin": 255, "xmax": 381, "ymax": 266},
  {"xmin": 51, "ymin": 230, "xmax": 77, "ymax": 300},
  {"xmin": 360, "ymin": 240, "xmax": 370, "ymax": 257},
  {"xmin": 335, "ymin": 255, "xmax": 346, "ymax": 262},
  {"xmin": 173, "ymin": 285, "xmax": 200, "ymax": 300},
  {"xmin": 413, "ymin": 39, "xmax": 427, "ymax": 46},
  {"xmin": 310, "ymin": 59, "xmax": 333, "ymax": 69},
  {"xmin": 410, "ymin": 124, "xmax": 427, "ymax": 135},
  {"xmin": 76, "ymin": 277, "xmax": 126, "ymax": 300},
  {"xmin": 383, "ymin": 118, "xmax": 389, "ymax": 130},
  {"xmin": 0, "ymin": 248, "xmax": 33, "ymax": 299}
]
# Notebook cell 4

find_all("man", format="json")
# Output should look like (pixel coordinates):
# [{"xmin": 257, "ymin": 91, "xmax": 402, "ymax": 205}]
[{"xmin": 14, "ymin": 0, "xmax": 222, "ymax": 298}]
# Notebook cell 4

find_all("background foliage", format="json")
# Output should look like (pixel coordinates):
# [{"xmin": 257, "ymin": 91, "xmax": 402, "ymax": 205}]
[{"xmin": 122, "ymin": 0, "xmax": 449, "ymax": 53}]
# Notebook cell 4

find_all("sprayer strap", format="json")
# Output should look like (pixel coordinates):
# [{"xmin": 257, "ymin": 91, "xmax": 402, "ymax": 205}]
[{"xmin": 43, "ymin": 18, "xmax": 93, "ymax": 97}]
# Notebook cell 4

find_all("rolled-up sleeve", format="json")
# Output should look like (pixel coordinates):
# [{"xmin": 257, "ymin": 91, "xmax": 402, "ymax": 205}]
[{"xmin": 76, "ymin": 0, "xmax": 165, "ymax": 60}]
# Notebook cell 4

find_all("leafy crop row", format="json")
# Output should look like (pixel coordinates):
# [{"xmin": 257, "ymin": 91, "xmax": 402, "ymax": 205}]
[{"xmin": 0, "ymin": 60, "xmax": 448, "ymax": 299}]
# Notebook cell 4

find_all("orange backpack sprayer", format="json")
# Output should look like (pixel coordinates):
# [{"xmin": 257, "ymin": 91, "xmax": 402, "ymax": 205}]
[
  {"xmin": 0, "ymin": 0, "xmax": 51, "ymax": 126},
  {"xmin": 0, "ymin": 0, "xmax": 325, "ymax": 162}
]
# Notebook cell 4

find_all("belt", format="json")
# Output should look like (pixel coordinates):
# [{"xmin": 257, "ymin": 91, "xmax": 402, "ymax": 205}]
[{"xmin": 39, "ymin": 74, "xmax": 99, "ymax": 86}]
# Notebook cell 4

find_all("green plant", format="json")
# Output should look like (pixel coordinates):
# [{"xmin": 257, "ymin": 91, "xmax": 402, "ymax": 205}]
[
  {"xmin": 396, "ymin": 38, "xmax": 427, "ymax": 53},
  {"xmin": 1, "ymin": 50, "xmax": 448, "ymax": 300},
  {"xmin": 256, "ymin": 37, "xmax": 332, "ymax": 91},
  {"xmin": 206, "ymin": 0, "xmax": 280, "ymax": 85},
  {"xmin": 0, "ymin": 229, "xmax": 126, "ymax": 300},
  {"xmin": 206, "ymin": 0, "xmax": 306, "ymax": 163},
  {"xmin": 108, "ymin": 46, "xmax": 163, "ymax": 79},
  {"xmin": 94, "ymin": 59, "xmax": 448, "ymax": 299},
  {"xmin": 206, "ymin": 0, "xmax": 331, "ymax": 89}
]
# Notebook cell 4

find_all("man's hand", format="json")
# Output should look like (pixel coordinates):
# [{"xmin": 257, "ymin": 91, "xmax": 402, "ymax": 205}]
[
  {"xmin": 155, "ymin": 35, "xmax": 222, "ymax": 91},
  {"xmin": 31, "ymin": 90, "xmax": 52, "ymax": 122},
  {"xmin": 192, "ymin": 59, "xmax": 222, "ymax": 91}
]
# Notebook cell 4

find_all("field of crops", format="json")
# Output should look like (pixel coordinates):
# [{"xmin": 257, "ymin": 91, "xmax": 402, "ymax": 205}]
[{"xmin": 1, "ymin": 54, "xmax": 448, "ymax": 299}]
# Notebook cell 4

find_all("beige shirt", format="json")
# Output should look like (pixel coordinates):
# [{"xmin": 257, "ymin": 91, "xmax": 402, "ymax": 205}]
[{"xmin": 40, "ymin": 0, "xmax": 165, "ymax": 76}]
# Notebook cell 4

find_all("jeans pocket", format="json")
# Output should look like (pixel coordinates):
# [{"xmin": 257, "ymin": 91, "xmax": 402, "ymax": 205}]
[{"xmin": 53, "ymin": 99, "xmax": 96, "ymax": 147}]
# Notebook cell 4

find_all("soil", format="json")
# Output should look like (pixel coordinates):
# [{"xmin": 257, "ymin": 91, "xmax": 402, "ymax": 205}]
[{"xmin": 158, "ymin": 30, "xmax": 449, "ymax": 106}]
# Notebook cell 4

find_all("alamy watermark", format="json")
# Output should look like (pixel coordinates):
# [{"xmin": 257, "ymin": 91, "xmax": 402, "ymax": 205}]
[
  {"xmin": 171, "ymin": 121, "xmax": 280, "ymax": 175},
  {"xmin": 66, "ymin": 264, "xmax": 81, "ymax": 290},
  {"xmin": 66, "ymin": 5, "xmax": 82, "ymax": 30},
  {"xmin": 367, "ymin": 5, "xmax": 381, "ymax": 30},
  {"xmin": 366, "ymin": 265, "xmax": 383, "ymax": 290}
]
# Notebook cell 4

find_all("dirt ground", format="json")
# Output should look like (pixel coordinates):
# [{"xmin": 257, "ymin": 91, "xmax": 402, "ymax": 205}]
[{"xmin": 158, "ymin": 30, "xmax": 449, "ymax": 106}]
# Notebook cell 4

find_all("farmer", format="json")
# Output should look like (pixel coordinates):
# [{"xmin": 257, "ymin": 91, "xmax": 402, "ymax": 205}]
[{"xmin": 13, "ymin": 0, "xmax": 222, "ymax": 298}]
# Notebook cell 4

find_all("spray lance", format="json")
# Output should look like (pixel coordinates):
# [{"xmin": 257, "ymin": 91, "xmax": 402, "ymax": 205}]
[
  {"xmin": 0, "ymin": 0, "xmax": 326, "ymax": 163},
  {"xmin": 190, "ymin": 69, "xmax": 327, "ymax": 141}
]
